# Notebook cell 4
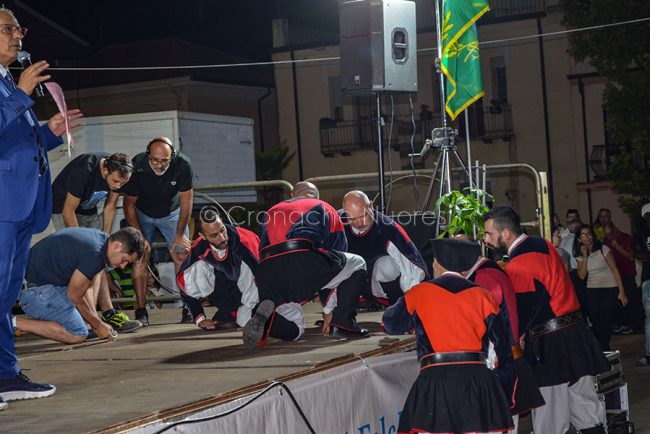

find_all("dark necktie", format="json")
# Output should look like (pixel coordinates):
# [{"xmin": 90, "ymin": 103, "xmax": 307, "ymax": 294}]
[{"xmin": 5, "ymin": 69, "xmax": 48, "ymax": 176}]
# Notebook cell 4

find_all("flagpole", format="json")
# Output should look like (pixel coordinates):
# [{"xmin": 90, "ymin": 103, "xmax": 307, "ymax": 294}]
[
  {"xmin": 434, "ymin": 0, "xmax": 448, "ymax": 134},
  {"xmin": 433, "ymin": 0, "xmax": 448, "ymax": 237}
]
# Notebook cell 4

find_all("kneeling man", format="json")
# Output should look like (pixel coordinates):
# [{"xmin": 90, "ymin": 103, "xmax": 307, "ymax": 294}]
[
  {"xmin": 177, "ymin": 209, "xmax": 260, "ymax": 330},
  {"xmin": 342, "ymin": 190, "xmax": 427, "ymax": 306},
  {"xmin": 19, "ymin": 228, "xmax": 145, "ymax": 343}
]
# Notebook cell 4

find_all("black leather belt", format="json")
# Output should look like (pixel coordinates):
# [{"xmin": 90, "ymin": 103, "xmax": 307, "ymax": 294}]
[
  {"xmin": 530, "ymin": 311, "xmax": 583, "ymax": 338},
  {"xmin": 419, "ymin": 351, "xmax": 486, "ymax": 368},
  {"xmin": 260, "ymin": 239, "xmax": 314, "ymax": 261}
]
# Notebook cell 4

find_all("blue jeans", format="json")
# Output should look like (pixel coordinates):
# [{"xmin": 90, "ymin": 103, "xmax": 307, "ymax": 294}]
[
  {"xmin": 136, "ymin": 208, "xmax": 189, "ymax": 250},
  {"xmin": 643, "ymin": 280, "xmax": 650, "ymax": 356},
  {"xmin": 18, "ymin": 285, "xmax": 88, "ymax": 337}
]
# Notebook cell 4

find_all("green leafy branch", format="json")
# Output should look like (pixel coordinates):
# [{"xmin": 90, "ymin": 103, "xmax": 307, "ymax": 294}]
[{"xmin": 435, "ymin": 188, "xmax": 493, "ymax": 238}]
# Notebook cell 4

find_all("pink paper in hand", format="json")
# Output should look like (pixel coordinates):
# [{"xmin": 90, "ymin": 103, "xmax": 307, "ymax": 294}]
[{"xmin": 43, "ymin": 82, "xmax": 73, "ymax": 156}]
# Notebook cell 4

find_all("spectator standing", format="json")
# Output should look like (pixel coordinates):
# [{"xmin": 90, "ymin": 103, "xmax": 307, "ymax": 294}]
[
  {"xmin": 51, "ymin": 152, "xmax": 132, "ymax": 232},
  {"xmin": 574, "ymin": 224, "xmax": 628, "ymax": 350},
  {"xmin": 603, "ymin": 222, "xmax": 639, "ymax": 333},
  {"xmin": 592, "ymin": 208, "xmax": 611, "ymax": 241},
  {"xmin": 123, "ymin": 137, "xmax": 193, "ymax": 326}
]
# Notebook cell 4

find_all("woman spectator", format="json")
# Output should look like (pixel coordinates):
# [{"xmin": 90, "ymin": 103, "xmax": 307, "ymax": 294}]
[
  {"xmin": 592, "ymin": 208, "xmax": 611, "ymax": 241},
  {"xmin": 574, "ymin": 224, "xmax": 628, "ymax": 351}
]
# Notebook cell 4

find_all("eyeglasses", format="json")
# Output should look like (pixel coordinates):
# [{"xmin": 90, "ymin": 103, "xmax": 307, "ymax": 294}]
[
  {"xmin": 0, "ymin": 25, "xmax": 28, "ymax": 37},
  {"xmin": 149, "ymin": 156, "xmax": 171, "ymax": 166}
]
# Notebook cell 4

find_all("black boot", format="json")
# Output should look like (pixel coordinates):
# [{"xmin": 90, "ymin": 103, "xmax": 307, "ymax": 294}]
[
  {"xmin": 379, "ymin": 277, "xmax": 404, "ymax": 306},
  {"xmin": 331, "ymin": 270, "xmax": 371, "ymax": 338},
  {"xmin": 180, "ymin": 304, "xmax": 193, "ymax": 324},
  {"xmin": 243, "ymin": 300, "xmax": 275, "ymax": 349}
]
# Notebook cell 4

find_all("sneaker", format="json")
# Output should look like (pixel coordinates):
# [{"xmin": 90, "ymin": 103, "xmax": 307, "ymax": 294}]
[
  {"xmin": 243, "ymin": 300, "xmax": 275, "ymax": 349},
  {"xmin": 0, "ymin": 371, "xmax": 56, "ymax": 401},
  {"xmin": 102, "ymin": 310, "xmax": 142, "ymax": 333},
  {"xmin": 135, "ymin": 308, "xmax": 150, "ymax": 327},
  {"xmin": 635, "ymin": 355, "xmax": 650, "ymax": 367},
  {"xmin": 180, "ymin": 305, "xmax": 193, "ymax": 324},
  {"xmin": 0, "ymin": 396, "xmax": 7, "ymax": 411}
]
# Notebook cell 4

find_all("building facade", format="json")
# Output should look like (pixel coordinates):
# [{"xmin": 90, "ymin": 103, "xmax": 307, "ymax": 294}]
[{"xmin": 270, "ymin": 0, "xmax": 631, "ymax": 231}]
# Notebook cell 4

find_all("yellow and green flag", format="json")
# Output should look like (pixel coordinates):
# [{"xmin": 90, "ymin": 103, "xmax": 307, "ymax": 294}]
[{"xmin": 440, "ymin": 0, "xmax": 489, "ymax": 120}]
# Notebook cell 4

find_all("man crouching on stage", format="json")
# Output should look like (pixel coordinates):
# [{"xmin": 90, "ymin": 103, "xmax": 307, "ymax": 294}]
[
  {"xmin": 383, "ymin": 238, "xmax": 514, "ymax": 434},
  {"xmin": 176, "ymin": 208, "xmax": 260, "ymax": 330},
  {"xmin": 244, "ymin": 182, "xmax": 370, "ymax": 348}
]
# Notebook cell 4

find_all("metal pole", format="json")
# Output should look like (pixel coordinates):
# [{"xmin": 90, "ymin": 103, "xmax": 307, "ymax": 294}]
[
  {"xmin": 376, "ymin": 93, "xmax": 386, "ymax": 212},
  {"xmin": 306, "ymin": 169, "xmax": 432, "ymax": 185},
  {"xmin": 434, "ymin": 0, "xmax": 447, "ymax": 130},
  {"xmin": 475, "ymin": 159, "xmax": 480, "ymax": 198},
  {"xmin": 464, "ymin": 109, "xmax": 473, "ymax": 187},
  {"xmin": 482, "ymin": 164, "xmax": 487, "ymax": 206}
]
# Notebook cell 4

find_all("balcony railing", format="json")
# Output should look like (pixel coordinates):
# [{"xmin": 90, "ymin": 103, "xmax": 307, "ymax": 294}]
[
  {"xmin": 319, "ymin": 106, "xmax": 513, "ymax": 155},
  {"xmin": 589, "ymin": 144, "xmax": 624, "ymax": 181},
  {"xmin": 320, "ymin": 118, "xmax": 390, "ymax": 156},
  {"xmin": 415, "ymin": 0, "xmax": 546, "ymax": 30},
  {"xmin": 480, "ymin": 0, "xmax": 546, "ymax": 24},
  {"xmin": 460, "ymin": 103, "xmax": 514, "ymax": 143}
]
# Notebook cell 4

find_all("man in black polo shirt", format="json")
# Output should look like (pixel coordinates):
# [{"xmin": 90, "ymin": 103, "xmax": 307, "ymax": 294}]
[
  {"xmin": 18, "ymin": 227, "xmax": 145, "ymax": 344},
  {"xmin": 51, "ymin": 153, "xmax": 133, "ymax": 232},
  {"xmin": 123, "ymin": 137, "xmax": 193, "ymax": 326}
]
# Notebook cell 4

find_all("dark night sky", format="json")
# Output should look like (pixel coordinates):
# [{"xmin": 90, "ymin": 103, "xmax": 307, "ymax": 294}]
[{"xmin": 11, "ymin": 0, "xmax": 340, "ymax": 62}]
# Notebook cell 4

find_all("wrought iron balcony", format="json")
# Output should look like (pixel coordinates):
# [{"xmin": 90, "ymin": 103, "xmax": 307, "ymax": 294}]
[
  {"xmin": 320, "ymin": 106, "xmax": 513, "ymax": 155},
  {"xmin": 589, "ymin": 144, "xmax": 623, "ymax": 181},
  {"xmin": 320, "ymin": 117, "xmax": 394, "ymax": 156},
  {"xmin": 459, "ymin": 103, "xmax": 514, "ymax": 143},
  {"xmin": 480, "ymin": 0, "xmax": 547, "ymax": 24},
  {"xmin": 415, "ymin": 0, "xmax": 546, "ymax": 30}
]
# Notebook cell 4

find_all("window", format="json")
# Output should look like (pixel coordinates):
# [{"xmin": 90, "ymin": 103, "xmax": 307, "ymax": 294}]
[
  {"xmin": 328, "ymin": 76, "xmax": 344, "ymax": 121},
  {"xmin": 490, "ymin": 56, "xmax": 508, "ymax": 104}
]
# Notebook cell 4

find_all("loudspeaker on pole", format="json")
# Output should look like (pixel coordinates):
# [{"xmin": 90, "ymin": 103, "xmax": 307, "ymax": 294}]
[{"xmin": 339, "ymin": 0, "xmax": 418, "ymax": 95}]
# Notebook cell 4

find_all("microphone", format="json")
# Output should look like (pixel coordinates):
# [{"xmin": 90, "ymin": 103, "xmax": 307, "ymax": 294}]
[{"xmin": 16, "ymin": 51, "xmax": 46, "ymax": 97}]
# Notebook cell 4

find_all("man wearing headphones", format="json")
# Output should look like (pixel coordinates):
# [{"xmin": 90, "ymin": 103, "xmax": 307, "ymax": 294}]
[
  {"xmin": 51, "ymin": 152, "xmax": 133, "ymax": 232},
  {"xmin": 123, "ymin": 136, "xmax": 193, "ymax": 326}
]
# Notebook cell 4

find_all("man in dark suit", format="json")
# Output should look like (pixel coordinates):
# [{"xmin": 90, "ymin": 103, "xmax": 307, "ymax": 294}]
[{"xmin": 0, "ymin": 7, "xmax": 83, "ymax": 411}]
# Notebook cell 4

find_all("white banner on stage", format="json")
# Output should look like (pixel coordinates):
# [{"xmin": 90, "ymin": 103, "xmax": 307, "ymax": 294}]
[{"xmin": 132, "ymin": 351, "xmax": 419, "ymax": 434}]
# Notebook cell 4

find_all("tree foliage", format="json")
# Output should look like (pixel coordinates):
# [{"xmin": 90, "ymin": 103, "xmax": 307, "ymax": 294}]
[
  {"xmin": 562, "ymin": 0, "xmax": 650, "ymax": 214},
  {"xmin": 255, "ymin": 140, "xmax": 295, "ymax": 181},
  {"xmin": 255, "ymin": 140, "xmax": 295, "ymax": 211}
]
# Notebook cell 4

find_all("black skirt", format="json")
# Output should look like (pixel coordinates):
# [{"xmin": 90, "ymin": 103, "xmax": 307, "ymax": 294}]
[
  {"xmin": 398, "ymin": 364, "xmax": 514, "ymax": 434},
  {"xmin": 524, "ymin": 320, "xmax": 611, "ymax": 387},
  {"xmin": 511, "ymin": 357, "xmax": 545, "ymax": 415}
]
